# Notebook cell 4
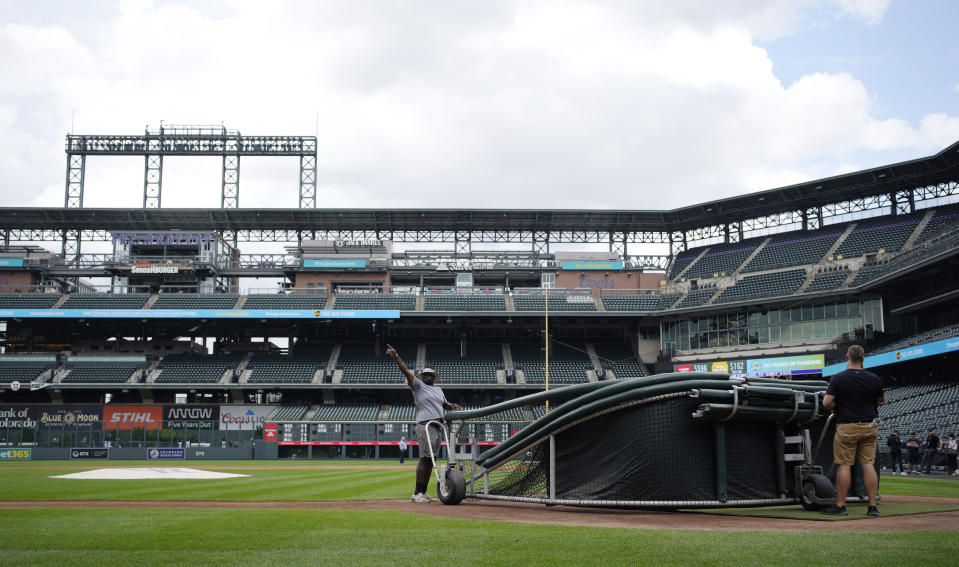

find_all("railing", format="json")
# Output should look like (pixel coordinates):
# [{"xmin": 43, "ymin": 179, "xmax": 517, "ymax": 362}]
[
  {"xmin": 597, "ymin": 288, "xmax": 662, "ymax": 297},
  {"xmin": 246, "ymin": 287, "xmax": 328, "ymax": 295},
  {"xmin": 0, "ymin": 284, "xmax": 62, "ymax": 294},
  {"xmin": 512, "ymin": 287, "xmax": 593, "ymax": 296},
  {"xmin": 421, "ymin": 286, "xmax": 506, "ymax": 295}
]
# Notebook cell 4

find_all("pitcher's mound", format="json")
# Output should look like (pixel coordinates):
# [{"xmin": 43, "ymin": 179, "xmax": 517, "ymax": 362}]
[{"xmin": 51, "ymin": 467, "xmax": 249, "ymax": 480}]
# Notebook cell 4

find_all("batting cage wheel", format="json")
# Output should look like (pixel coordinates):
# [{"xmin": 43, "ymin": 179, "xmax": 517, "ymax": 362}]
[
  {"xmin": 800, "ymin": 473, "xmax": 834, "ymax": 511},
  {"xmin": 438, "ymin": 469, "xmax": 466, "ymax": 505}
]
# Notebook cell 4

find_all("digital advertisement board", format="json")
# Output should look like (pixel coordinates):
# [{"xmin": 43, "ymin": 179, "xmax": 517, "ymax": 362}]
[
  {"xmin": 148, "ymin": 447, "xmax": 186, "ymax": 460},
  {"xmin": 219, "ymin": 405, "xmax": 276, "ymax": 431},
  {"xmin": 675, "ymin": 355, "xmax": 823, "ymax": 377},
  {"xmin": 746, "ymin": 354, "xmax": 825, "ymax": 376},
  {"xmin": 822, "ymin": 335, "xmax": 959, "ymax": 376},
  {"xmin": 303, "ymin": 259, "xmax": 368, "ymax": 268},
  {"xmin": 37, "ymin": 406, "xmax": 102, "ymax": 429},
  {"xmin": 102, "ymin": 405, "xmax": 162, "ymax": 431},
  {"xmin": 0, "ymin": 448, "xmax": 31, "ymax": 460},
  {"xmin": 0, "ymin": 309, "xmax": 400, "ymax": 320},
  {"xmin": 163, "ymin": 405, "xmax": 219, "ymax": 429}
]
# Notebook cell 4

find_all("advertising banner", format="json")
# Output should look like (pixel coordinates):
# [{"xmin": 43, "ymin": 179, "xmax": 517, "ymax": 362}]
[
  {"xmin": 823, "ymin": 334, "xmax": 959, "ymax": 376},
  {"xmin": 219, "ymin": 405, "xmax": 276, "ymax": 431},
  {"xmin": 303, "ymin": 259, "xmax": 367, "ymax": 268},
  {"xmin": 70, "ymin": 448, "xmax": 108, "ymax": 459},
  {"xmin": 163, "ymin": 405, "xmax": 219, "ymax": 430},
  {"xmin": 0, "ymin": 448, "xmax": 31, "ymax": 460},
  {"xmin": 264, "ymin": 423, "xmax": 278, "ymax": 442},
  {"xmin": 0, "ymin": 309, "xmax": 400, "ymax": 320},
  {"xmin": 147, "ymin": 447, "xmax": 185, "ymax": 460},
  {"xmin": 0, "ymin": 259, "xmax": 24, "ymax": 267},
  {"xmin": 103, "ymin": 405, "xmax": 162, "ymax": 431},
  {"xmin": 0, "ymin": 406, "xmax": 38, "ymax": 428},
  {"xmin": 746, "ymin": 354, "xmax": 824, "ymax": 376},
  {"xmin": 560, "ymin": 261, "xmax": 625, "ymax": 270},
  {"xmin": 673, "ymin": 360, "xmax": 746, "ymax": 374},
  {"xmin": 37, "ymin": 406, "xmax": 102, "ymax": 430}
]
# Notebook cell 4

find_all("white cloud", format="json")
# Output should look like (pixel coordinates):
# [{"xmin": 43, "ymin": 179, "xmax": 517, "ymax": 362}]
[
  {"xmin": 0, "ymin": 0, "xmax": 951, "ymax": 213},
  {"xmin": 835, "ymin": 0, "xmax": 892, "ymax": 25}
]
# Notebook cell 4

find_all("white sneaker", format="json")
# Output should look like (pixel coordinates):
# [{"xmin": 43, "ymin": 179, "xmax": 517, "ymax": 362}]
[
  {"xmin": 410, "ymin": 493, "xmax": 417, "ymax": 502},
  {"xmin": 412, "ymin": 492, "xmax": 433, "ymax": 503}
]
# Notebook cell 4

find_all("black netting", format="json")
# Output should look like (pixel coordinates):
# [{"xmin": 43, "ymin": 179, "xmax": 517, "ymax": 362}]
[
  {"xmin": 725, "ymin": 420, "xmax": 778, "ymax": 500},
  {"xmin": 554, "ymin": 397, "xmax": 715, "ymax": 502},
  {"xmin": 480, "ymin": 442, "xmax": 550, "ymax": 498},
  {"xmin": 472, "ymin": 395, "xmax": 803, "ymax": 505}
]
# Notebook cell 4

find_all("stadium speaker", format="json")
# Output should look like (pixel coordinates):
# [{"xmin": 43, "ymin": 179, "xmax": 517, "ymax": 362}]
[{"xmin": 596, "ymin": 369, "xmax": 606, "ymax": 378}]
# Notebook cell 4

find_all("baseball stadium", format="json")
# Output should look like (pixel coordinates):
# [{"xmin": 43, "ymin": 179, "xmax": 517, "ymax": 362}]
[{"xmin": 0, "ymin": 125, "xmax": 957, "ymax": 565}]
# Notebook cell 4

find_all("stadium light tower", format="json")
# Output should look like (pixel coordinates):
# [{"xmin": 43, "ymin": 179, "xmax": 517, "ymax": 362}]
[{"xmin": 61, "ymin": 124, "xmax": 318, "ymax": 262}]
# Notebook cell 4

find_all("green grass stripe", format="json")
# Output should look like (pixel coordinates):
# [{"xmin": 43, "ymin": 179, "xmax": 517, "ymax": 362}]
[
  {"xmin": 0, "ymin": 467, "xmax": 416, "ymax": 501},
  {"xmin": 690, "ymin": 501, "xmax": 959, "ymax": 521},
  {"xmin": 0, "ymin": 508, "xmax": 954, "ymax": 567}
]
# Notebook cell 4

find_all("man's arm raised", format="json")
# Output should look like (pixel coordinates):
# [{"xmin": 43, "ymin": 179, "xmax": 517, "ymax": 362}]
[{"xmin": 386, "ymin": 344, "xmax": 415, "ymax": 388}]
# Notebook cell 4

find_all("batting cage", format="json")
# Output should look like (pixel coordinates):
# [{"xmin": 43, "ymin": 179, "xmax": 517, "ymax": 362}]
[{"xmin": 437, "ymin": 373, "xmax": 862, "ymax": 509}]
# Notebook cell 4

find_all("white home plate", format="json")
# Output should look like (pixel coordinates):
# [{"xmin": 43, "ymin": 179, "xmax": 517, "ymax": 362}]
[{"xmin": 51, "ymin": 467, "xmax": 249, "ymax": 480}]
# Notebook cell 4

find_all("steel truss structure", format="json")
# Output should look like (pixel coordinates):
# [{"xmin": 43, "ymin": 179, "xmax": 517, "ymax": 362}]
[
  {"xmin": 2, "ymin": 138, "xmax": 957, "ymax": 273},
  {"xmin": 61, "ymin": 125, "xmax": 317, "ymax": 263}
]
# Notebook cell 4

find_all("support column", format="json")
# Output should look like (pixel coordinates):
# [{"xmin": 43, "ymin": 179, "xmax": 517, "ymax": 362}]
[
  {"xmin": 532, "ymin": 231, "xmax": 549, "ymax": 255},
  {"xmin": 222, "ymin": 154, "xmax": 240, "ymax": 208},
  {"xmin": 143, "ymin": 154, "xmax": 163, "ymax": 208},
  {"xmin": 609, "ymin": 232, "xmax": 627, "ymax": 257},
  {"xmin": 64, "ymin": 154, "xmax": 85, "ymax": 208},
  {"xmin": 714, "ymin": 422, "xmax": 727, "ymax": 502},
  {"xmin": 299, "ymin": 154, "xmax": 317, "ymax": 208},
  {"xmin": 455, "ymin": 231, "xmax": 471, "ymax": 256}
]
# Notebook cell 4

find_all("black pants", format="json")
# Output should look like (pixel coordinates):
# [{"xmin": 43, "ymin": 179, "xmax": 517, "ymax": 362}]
[
  {"xmin": 921, "ymin": 449, "xmax": 937, "ymax": 473},
  {"xmin": 948, "ymin": 453, "xmax": 958, "ymax": 475},
  {"xmin": 889, "ymin": 449, "xmax": 903, "ymax": 472}
]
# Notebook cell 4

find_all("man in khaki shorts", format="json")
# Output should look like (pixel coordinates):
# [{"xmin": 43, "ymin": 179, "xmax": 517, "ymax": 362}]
[{"xmin": 822, "ymin": 345, "xmax": 885, "ymax": 516}]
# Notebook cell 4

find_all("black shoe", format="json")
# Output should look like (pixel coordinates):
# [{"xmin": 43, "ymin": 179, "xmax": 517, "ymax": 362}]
[
  {"xmin": 867, "ymin": 506, "xmax": 879, "ymax": 516},
  {"xmin": 820, "ymin": 504, "xmax": 848, "ymax": 516}
]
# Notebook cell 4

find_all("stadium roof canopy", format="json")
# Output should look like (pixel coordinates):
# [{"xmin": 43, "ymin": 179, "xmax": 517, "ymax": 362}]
[{"xmin": 1, "ymin": 140, "xmax": 957, "ymax": 236}]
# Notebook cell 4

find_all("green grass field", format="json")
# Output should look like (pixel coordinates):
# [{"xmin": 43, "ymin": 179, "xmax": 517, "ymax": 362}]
[{"xmin": 1, "ymin": 462, "xmax": 957, "ymax": 566}]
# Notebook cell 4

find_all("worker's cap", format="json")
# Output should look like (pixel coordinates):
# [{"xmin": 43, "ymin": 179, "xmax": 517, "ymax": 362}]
[{"xmin": 417, "ymin": 368, "xmax": 440, "ymax": 380}]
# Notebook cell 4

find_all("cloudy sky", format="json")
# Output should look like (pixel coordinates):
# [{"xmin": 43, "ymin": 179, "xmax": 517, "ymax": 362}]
[{"xmin": 1, "ymin": 0, "xmax": 957, "ymax": 212}]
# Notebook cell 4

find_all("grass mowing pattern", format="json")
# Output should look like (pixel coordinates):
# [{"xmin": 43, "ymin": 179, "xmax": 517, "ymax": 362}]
[
  {"xmin": 691, "ymin": 501, "xmax": 959, "ymax": 520},
  {"xmin": 877, "ymin": 476, "xmax": 959, "ymax": 498},
  {"xmin": 0, "ymin": 508, "xmax": 954, "ymax": 567},
  {"xmin": 0, "ymin": 466, "xmax": 413, "ymax": 502}
]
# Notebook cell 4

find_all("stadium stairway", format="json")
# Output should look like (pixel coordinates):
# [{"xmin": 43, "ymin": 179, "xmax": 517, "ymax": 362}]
[
  {"xmin": 670, "ymin": 247, "xmax": 709, "ymax": 281},
  {"xmin": 733, "ymin": 237, "xmax": 771, "ymax": 275},
  {"xmin": 823, "ymin": 223, "xmax": 857, "ymax": 261},
  {"xmin": 902, "ymin": 209, "xmax": 937, "ymax": 250},
  {"xmin": 144, "ymin": 294, "xmax": 160, "ymax": 309},
  {"xmin": 52, "ymin": 295, "xmax": 69, "ymax": 309},
  {"xmin": 795, "ymin": 268, "xmax": 817, "ymax": 294},
  {"xmin": 235, "ymin": 295, "xmax": 248, "ymax": 309},
  {"xmin": 841, "ymin": 266, "xmax": 860, "ymax": 287}
]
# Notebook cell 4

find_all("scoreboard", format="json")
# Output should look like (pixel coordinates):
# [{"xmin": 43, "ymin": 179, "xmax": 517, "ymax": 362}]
[{"xmin": 276, "ymin": 422, "xmax": 344, "ymax": 444}]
